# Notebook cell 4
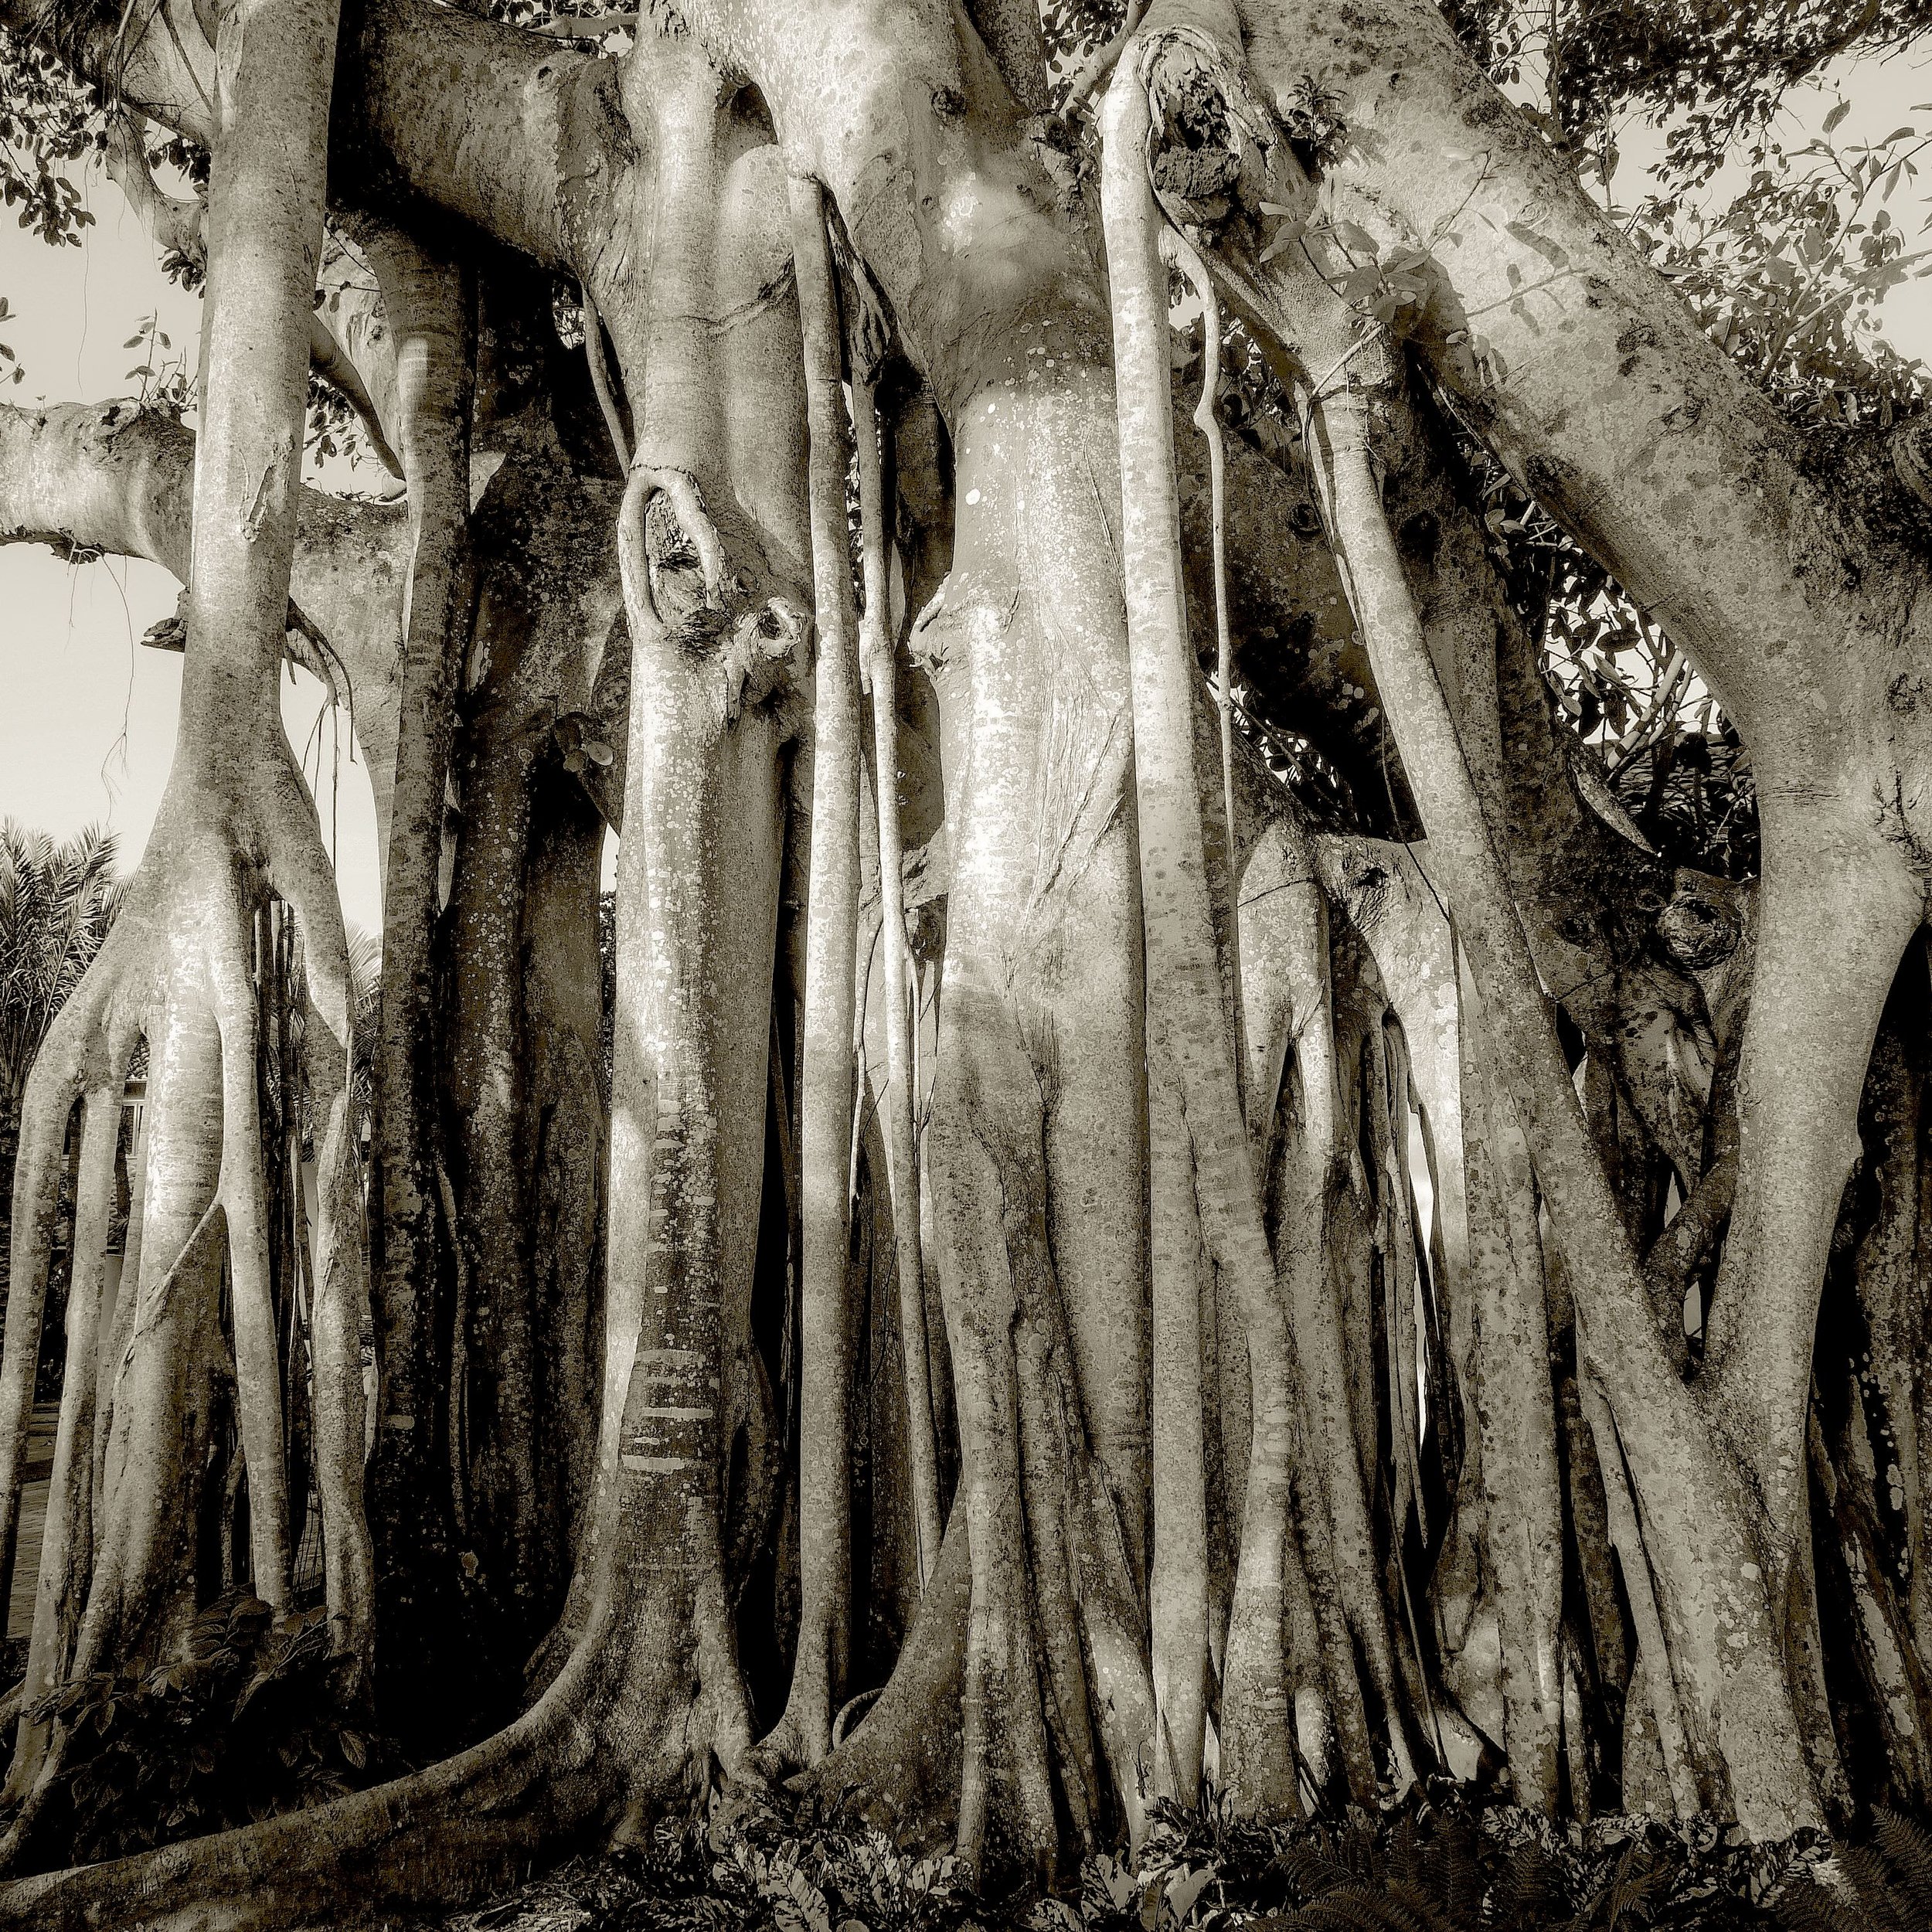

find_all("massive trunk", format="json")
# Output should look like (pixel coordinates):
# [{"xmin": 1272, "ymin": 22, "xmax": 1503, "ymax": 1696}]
[{"xmin": 0, "ymin": 0, "xmax": 1929, "ymax": 1917}]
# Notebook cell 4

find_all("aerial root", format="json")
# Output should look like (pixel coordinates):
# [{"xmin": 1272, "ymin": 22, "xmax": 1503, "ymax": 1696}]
[
  {"xmin": 0, "ymin": 966, "xmax": 131, "ymax": 1618},
  {"xmin": 581, "ymin": 285, "xmax": 633, "ymax": 471},
  {"xmin": 4, "ymin": 1082, "xmax": 121, "ymax": 1810},
  {"xmin": 852, "ymin": 369, "xmax": 944, "ymax": 1589},
  {"xmin": 1157, "ymin": 223, "xmax": 1239, "ymax": 932},
  {"xmin": 213, "ymin": 962, "xmax": 294, "ymax": 1615},
  {"xmin": 1101, "ymin": 53, "xmax": 1337, "ymax": 1818},
  {"xmin": 1264, "ymin": 829, "xmax": 1383, "ymax": 1801},
  {"xmin": 620, "ymin": 461, "xmax": 733, "ymax": 622},
  {"xmin": 799, "ymin": 1521, "xmax": 971, "ymax": 1838},
  {"xmin": 750, "ymin": 172, "xmax": 865, "ymax": 1776}
]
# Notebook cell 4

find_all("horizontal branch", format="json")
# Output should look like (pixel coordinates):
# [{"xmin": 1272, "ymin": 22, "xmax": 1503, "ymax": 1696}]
[
  {"xmin": 0, "ymin": 399, "xmax": 406, "ymax": 821},
  {"xmin": 0, "ymin": 0, "xmax": 604, "ymax": 271}
]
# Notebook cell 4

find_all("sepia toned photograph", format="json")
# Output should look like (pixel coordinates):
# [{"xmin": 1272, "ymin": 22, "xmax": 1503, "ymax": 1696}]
[{"xmin": 0, "ymin": 1, "xmax": 1928, "ymax": 1924}]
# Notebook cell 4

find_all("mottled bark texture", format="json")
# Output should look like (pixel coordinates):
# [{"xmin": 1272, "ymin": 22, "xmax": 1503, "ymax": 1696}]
[{"xmin": 0, "ymin": 0, "xmax": 1928, "ymax": 1919}]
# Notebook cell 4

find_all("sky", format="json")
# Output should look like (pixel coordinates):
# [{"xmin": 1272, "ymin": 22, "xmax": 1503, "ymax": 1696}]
[
  {"xmin": 0, "ymin": 35, "xmax": 1929, "ymax": 944},
  {"xmin": 0, "ymin": 165, "xmax": 389, "ymax": 934}
]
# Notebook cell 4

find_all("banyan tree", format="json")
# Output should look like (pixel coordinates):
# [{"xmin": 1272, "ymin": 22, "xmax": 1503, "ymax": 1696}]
[{"xmin": 0, "ymin": 0, "xmax": 1928, "ymax": 1922}]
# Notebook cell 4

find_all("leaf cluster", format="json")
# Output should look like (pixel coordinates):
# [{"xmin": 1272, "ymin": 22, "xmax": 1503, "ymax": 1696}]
[
  {"xmin": 711, "ymin": 1827, "xmax": 979, "ymax": 1932},
  {"xmin": 1468, "ymin": 442, "xmax": 1760, "ymax": 879},
  {"xmin": 1627, "ymin": 113, "xmax": 1932, "ymax": 429},
  {"xmin": 17, "ymin": 1585, "xmax": 400, "ymax": 1867},
  {"xmin": 1444, "ymin": 0, "xmax": 1932, "ymax": 184},
  {"xmin": 0, "ymin": 819, "xmax": 121, "ymax": 1112},
  {"xmin": 0, "ymin": 25, "xmax": 100, "ymax": 250},
  {"xmin": 435, "ymin": 1788, "xmax": 1932, "ymax": 1932},
  {"xmin": 120, "ymin": 307, "xmax": 190, "ymax": 414},
  {"xmin": 1029, "ymin": 1784, "xmax": 1835, "ymax": 1930},
  {"xmin": 445, "ymin": 1794, "xmax": 992, "ymax": 1932},
  {"xmin": 1770, "ymin": 1809, "xmax": 1932, "ymax": 1930}
]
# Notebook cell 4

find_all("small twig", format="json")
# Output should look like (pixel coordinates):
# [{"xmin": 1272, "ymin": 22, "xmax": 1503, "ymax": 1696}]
[
  {"xmin": 580, "ymin": 284, "xmax": 632, "ymax": 471},
  {"xmin": 1060, "ymin": 0, "xmax": 1150, "ymax": 117}
]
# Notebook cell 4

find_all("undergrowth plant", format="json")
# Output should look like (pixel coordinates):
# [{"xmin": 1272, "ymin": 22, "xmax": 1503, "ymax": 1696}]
[
  {"xmin": 23, "ymin": 1587, "xmax": 398, "ymax": 1866},
  {"xmin": 440, "ymin": 1784, "xmax": 1932, "ymax": 1932}
]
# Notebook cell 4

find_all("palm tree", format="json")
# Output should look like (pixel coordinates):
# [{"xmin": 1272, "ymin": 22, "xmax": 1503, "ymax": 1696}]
[
  {"xmin": 345, "ymin": 922, "xmax": 382, "ymax": 1146},
  {"xmin": 0, "ymin": 821, "xmax": 123, "ymax": 1290}
]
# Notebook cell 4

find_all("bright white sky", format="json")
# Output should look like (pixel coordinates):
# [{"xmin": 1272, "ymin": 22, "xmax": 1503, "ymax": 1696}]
[
  {"xmin": 0, "ymin": 165, "xmax": 389, "ymax": 933},
  {"xmin": 0, "ymin": 36, "xmax": 1928, "ymax": 940}
]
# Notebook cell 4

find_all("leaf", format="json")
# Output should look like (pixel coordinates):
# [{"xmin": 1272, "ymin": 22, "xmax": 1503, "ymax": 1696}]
[
  {"xmin": 1141, "ymin": 1871, "xmax": 1166, "ymax": 1927},
  {"xmin": 1332, "ymin": 219, "xmax": 1380, "ymax": 260},
  {"xmin": 1166, "ymin": 1866, "xmax": 1215, "ymax": 1922},
  {"xmin": 1823, "ymin": 99, "xmax": 1850, "ymax": 134}
]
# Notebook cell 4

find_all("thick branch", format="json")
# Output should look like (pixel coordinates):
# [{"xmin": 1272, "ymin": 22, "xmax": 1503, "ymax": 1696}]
[
  {"xmin": 1235, "ymin": 0, "xmax": 1931, "ymax": 766},
  {"xmin": 0, "ymin": 399, "xmax": 406, "ymax": 841},
  {"xmin": 311, "ymin": 311, "xmax": 404, "ymax": 478}
]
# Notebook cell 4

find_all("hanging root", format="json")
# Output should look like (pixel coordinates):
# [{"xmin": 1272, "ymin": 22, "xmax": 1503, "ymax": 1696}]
[
  {"xmin": 582, "ymin": 284, "xmax": 632, "ymax": 471},
  {"xmin": 1146, "ymin": 1051, "xmax": 1210, "ymax": 1804},
  {"xmin": 1238, "ymin": 820, "xmax": 1389, "ymax": 1801},
  {"xmin": 1098, "ymin": 59, "xmax": 1304, "ymax": 1816},
  {"xmin": 1250, "ymin": 193, "xmax": 1821, "ymax": 1828},
  {"xmin": 1580, "ymin": 1370, "xmax": 1700, "ymax": 1816},
  {"xmin": 853, "ymin": 372, "xmax": 944, "ymax": 1589},
  {"xmin": 357, "ymin": 216, "xmax": 474, "ymax": 1681},
  {"xmin": 1157, "ymin": 225, "xmax": 1238, "ymax": 918},
  {"xmin": 740, "ymin": 172, "xmax": 864, "ymax": 1774},
  {"xmin": 1456, "ymin": 959, "xmax": 1565, "ymax": 1809}
]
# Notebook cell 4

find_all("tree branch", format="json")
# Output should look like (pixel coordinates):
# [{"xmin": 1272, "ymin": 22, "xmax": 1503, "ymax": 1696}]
[
  {"xmin": 0, "ymin": 398, "xmax": 406, "ymax": 834},
  {"xmin": 102, "ymin": 111, "xmax": 204, "ymax": 272}
]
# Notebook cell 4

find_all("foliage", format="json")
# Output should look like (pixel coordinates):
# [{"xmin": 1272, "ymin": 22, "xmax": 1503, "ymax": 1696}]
[
  {"xmin": 434, "ymin": 1787, "xmax": 1932, "ymax": 1931},
  {"xmin": 1445, "ymin": 0, "xmax": 1932, "ymax": 183},
  {"xmin": 1457, "ymin": 442, "xmax": 1760, "ymax": 876},
  {"xmin": 443, "ymin": 1796, "xmax": 991, "ymax": 1932},
  {"xmin": 18, "ymin": 1587, "xmax": 400, "ymax": 1866},
  {"xmin": 710, "ymin": 1819, "xmax": 981, "ymax": 1932},
  {"xmin": 0, "ymin": 820, "xmax": 121, "ymax": 1116},
  {"xmin": 120, "ymin": 307, "xmax": 191, "ymax": 414},
  {"xmin": 1769, "ymin": 1809, "xmax": 1932, "ymax": 1930},
  {"xmin": 1627, "ymin": 111, "xmax": 1932, "ymax": 427},
  {"xmin": 346, "ymin": 919, "xmax": 383, "ymax": 1142},
  {"xmin": 1026, "ymin": 1785, "xmax": 1815, "ymax": 1930},
  {"xmin": 0, "ymin": 25, "xmax": 99, "ymax": 249}
]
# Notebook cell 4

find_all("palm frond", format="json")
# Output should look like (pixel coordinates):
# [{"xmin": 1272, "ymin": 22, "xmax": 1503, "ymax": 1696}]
[{"xmin": 0, "ymin": 818, "xmax": 123, "ymax": 1106}]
